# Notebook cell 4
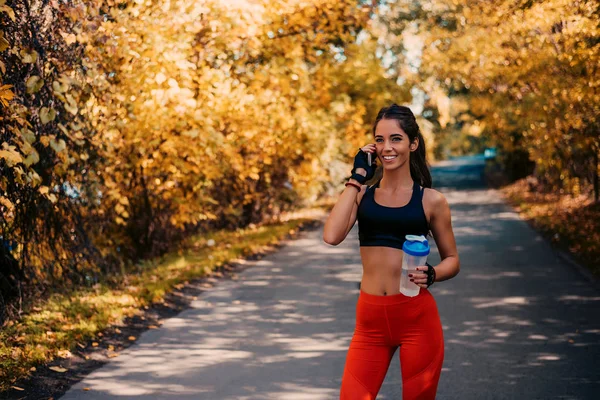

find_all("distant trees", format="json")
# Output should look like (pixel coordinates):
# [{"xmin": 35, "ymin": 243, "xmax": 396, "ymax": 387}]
[{"xmin": 379, "ymin": 0, "xmax": 599, "ymax": 199}]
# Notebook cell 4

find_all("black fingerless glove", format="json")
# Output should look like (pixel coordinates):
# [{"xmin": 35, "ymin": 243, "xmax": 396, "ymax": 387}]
[
  {"xmin": 425, "ymin": 262, "xmax": 436, "ymax": 287},
  {"xmin": 350, "ymin": 149, "xmax": 377, "ymax": 184}
]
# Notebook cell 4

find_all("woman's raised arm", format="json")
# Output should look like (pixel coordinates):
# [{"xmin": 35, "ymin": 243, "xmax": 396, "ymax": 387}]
[
  {"xmin": 323, "ymin": 179, "xmax": 365, "ymax": 245},
  {"xmin": 323, "ymin": 146, "xmax": 377, "ymax": 245}
]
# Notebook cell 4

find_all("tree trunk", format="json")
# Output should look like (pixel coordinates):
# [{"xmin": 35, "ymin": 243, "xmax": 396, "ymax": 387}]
[{"xmin": 594, "ymin": 150, "xmax": 599, "ymax": 203}]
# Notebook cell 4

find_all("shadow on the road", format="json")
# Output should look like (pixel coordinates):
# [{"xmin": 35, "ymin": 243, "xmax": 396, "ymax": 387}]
[
  {"xmin": 63, "ymin": 183, "xmax": 600, "ymax": 399},
  {"xmin": 62, "ymin": 233, "xmax": 364, "ymax": 399},
  {"xmin": 426, "ymin": 188, "xmax": 600, "ymax": 400}
]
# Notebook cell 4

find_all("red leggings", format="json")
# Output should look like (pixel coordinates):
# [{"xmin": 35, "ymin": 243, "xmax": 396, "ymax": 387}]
[{"xmin": 340, "ymin": 289, "xmax": 444, "ymax": 399}]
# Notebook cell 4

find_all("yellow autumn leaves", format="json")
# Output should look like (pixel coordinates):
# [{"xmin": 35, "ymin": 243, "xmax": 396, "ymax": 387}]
[
  {"xmin": 1, "ymin": 0, "xmax": 398, "ymax": 289},
  {"xmin": 380, "ymin": 0, "xmax": 599, "ymax": 191},
  {"xmin": 0, "ymin": 84, "xmax": 13, "ymax": 107}
]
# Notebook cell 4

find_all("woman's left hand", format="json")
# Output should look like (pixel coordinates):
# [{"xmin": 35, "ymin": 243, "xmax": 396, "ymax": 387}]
[{"xmin": 409, "ymin": 266, "xmax": 430, "ymax": 288}]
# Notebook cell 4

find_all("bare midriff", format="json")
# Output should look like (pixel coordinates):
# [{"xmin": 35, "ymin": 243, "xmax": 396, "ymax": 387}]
[{"xmin": 359, "ymin": 246, "xmax": 405, "ymax": 296}]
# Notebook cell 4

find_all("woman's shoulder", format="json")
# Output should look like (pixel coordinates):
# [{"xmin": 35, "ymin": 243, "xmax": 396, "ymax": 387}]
[
  {"xmin": 422, "ymin": 187, "xmax": 449, "ymax": 213},
  {"xmin": 422, "ymin": 186, "xmax": 443, "ymax": 198}
]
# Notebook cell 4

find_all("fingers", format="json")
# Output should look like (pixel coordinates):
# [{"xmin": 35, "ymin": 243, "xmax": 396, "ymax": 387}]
[
  {"xmin": 409, "ymin": 271, "xmax": 427, "ymax": 288},
  {"xmin": 411, "ymin": 265, "xmax": 431, "ymax": 288},
  {"xmin": 360, "ymin": 144, "xmax": 376, "ymax": 153}
]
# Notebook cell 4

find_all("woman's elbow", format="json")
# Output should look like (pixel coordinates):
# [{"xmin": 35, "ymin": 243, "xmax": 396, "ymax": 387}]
[
  {"xmin": 453, "ymin": 257, "xmax": 460, "ymax": 277},
  {"xmin": 322, "ymin": 230, "xmax": 342, "ymax": 246}
]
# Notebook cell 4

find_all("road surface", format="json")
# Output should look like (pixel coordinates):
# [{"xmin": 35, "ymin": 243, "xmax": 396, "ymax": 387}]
[{"xmin": 62, "ymin": 156, "xmax": 600, "ymax": 399}]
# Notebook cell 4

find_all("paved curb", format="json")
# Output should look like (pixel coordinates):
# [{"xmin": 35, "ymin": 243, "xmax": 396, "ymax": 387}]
[
  {"xmin": 493, "ymin": 186, "xmax": 599, "ymax": 290},
  {"xmin": 554, "ymin": 248, "xmax": 599, "ymax": 288}
]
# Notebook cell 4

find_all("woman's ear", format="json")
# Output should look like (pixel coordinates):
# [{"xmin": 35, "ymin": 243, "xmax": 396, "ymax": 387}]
[{"xmin": 410, "ymin": 138, "xmax": 419, "ymax": 152}]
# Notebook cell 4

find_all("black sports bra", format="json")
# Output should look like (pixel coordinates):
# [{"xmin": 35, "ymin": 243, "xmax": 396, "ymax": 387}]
[{"xmin": 357, "ymin": 179, "xmax": 430, "ymax": 250}]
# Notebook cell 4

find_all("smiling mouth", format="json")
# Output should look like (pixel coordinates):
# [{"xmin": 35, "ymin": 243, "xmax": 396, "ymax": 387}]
[{"xmin": 382, "ymin": 155, "xmax": 397, "ymax": 161}]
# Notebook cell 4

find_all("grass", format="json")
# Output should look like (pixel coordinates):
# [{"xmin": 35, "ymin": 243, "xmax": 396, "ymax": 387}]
[
  {"xmin": 0, "ymin": 213, "xmax": 326, "ymax": 391},
  {"xmin": 500, "ymin": 178, "xmax": 600, "ymax": 277}
]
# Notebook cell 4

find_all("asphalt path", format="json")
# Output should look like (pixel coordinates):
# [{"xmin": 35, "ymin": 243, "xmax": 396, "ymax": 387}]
[{"xmin": 62, "ymin": 157, "xmax": 600, "ymax": 399}]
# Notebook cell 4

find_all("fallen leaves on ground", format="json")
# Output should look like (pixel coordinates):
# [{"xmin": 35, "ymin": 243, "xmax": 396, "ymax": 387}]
[{"xmin": 502, "ymin": 179, "xmax": 599, "ymax": 276}]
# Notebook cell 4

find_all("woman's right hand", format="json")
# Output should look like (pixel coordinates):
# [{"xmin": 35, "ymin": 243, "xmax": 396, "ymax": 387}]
[{"xmin": 350, "ymin": 144, "xmax": 377, "ymax": 184}]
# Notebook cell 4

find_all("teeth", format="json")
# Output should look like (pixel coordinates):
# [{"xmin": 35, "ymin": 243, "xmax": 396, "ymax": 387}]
[{"xmin": 383, "ymin": 156, "xmax": 396, "ymax": 160}]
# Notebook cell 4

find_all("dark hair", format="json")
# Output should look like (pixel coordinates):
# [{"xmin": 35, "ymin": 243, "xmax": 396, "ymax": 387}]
[{"xmin": 372, "ymin": 104, "xmax": 432, "ymax": 188}]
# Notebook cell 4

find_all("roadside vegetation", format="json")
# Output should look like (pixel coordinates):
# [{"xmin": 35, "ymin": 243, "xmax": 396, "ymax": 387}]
[
  {"xmin": 501, "ymin": 177, "xmax": 599, "ymax": 277},
  {"xmin": 0, "ymin": 212, "xmax": 328, "ymax": 391}
]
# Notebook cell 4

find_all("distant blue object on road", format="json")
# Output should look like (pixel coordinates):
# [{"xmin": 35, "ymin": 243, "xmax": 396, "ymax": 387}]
[
  {"xmin": 1, "ymin": 238, "xmax": 17, "ymax": 252},
  {"xmin": 484, "ymin": 147, "xmax": 497, "ymax": 159}
]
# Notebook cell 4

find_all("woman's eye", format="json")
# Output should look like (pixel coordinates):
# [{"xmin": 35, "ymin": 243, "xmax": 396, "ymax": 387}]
[{"xmin": 375, "ymin": 137, "xmax": 400, "ymax": 143}]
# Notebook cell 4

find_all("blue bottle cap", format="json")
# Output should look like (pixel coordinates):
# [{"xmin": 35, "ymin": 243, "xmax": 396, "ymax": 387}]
[{"xmin": 402, "ymin": 235, "xmax": 430, "ymax": 257}]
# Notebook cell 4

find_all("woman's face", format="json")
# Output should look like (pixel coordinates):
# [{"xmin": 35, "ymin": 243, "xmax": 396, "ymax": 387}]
[{"xmin": 374, "ymin": 118, "xmax": 417, "ymax": 169}]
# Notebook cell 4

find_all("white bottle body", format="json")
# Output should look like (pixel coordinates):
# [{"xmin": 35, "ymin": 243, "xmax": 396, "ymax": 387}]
[{"xmin": 400, "ymin": 253, "xmax": 428, "ymax": 297}]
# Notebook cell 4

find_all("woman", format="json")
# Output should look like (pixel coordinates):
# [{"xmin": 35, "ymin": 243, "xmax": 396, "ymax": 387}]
[{"xmin": 323, "ymin": 104, "xmax": 460, "ymax": 399}]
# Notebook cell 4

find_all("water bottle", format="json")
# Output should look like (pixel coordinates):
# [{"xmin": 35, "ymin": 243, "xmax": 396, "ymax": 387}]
[{"xmin": 400, "ymin": 234, "xmax": 430, "ymax": 297}]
